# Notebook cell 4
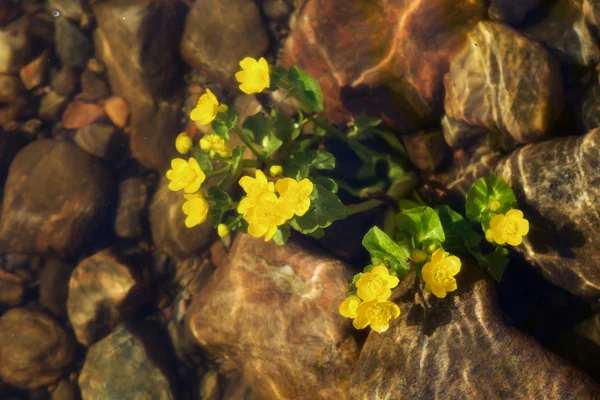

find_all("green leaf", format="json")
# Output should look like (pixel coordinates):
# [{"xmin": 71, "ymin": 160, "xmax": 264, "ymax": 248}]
[
  {"xmin": 288, "ymin": 66, "xmax": 324, "ymax": 113},
  {"xmin": 348, "ymin": 272, "xmax": 363, "ymax": 294},
  {"xmin": 193, "ymin": 151, "xmax": 213, "ymax": 172},
  {"xmin": 269, "ymin": 66, "xmax": 289, "ymax": 91},
  {"xmin": 231, "ymin": 146, "xmax": 244, "ymax": 172},
  {"xmin": 290, "ymin": 184, "xmax": 346, "ymax": 234},
  {"xmin": 211, "ymin": 109, "xmax": 237, "ymax": 139},
  {"xmin": 396, "ymin": 206, "xmax": 445, "ymax": 246},
  {"xmin": 470, "ymin": 247, "xmax": 509, "ymax": 282},
  {"xmin": 465, "ymin": 175, "xmax": 517, "ymax": 223},
  {"xmin": 272, "ymin": 112, "xmax": 300, "ymax": 142},
  {"xmin": 284, "ymin": 149, "xmax": 336, "ymax": 180},
  {"xmin": 273, "ymin": 225, "xmax": 291, "ymax": 245},
  {"xmin": 436, "ymin": 205, "xmax": 481, "ymax": 254},
  {"xmin": 311, "ymin": 175, "xmax": 338, "ymax": 194},
  {"xmin": 362, "ymin": 226, "xmax": 411, "ymax": 276},
  {"xmin": 242, "ymin": 113, "xmax": 282, "ymax": 157},
  {"xmin": 207, "ymin": 186, "xmax": 232, "ymax": 226}
]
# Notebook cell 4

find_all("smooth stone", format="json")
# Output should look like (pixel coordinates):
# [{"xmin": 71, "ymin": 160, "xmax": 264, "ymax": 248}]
[
  {"xmin": 79, "ymin": 69, "xmax": 110, "ymax": 101},
  {"xmin": 0, "ymin": 308, "xmax": 75, "ymax": 390},
  {"xmin": 180, "ymin": 0, "xmax": 269, "ymax": 86},
  {"xmin": 87, "ymin": 57, "xmax": 105, "ymax": 74},
  {"xmin": 0, "ymin": 0, "xmax": 19, "ymax": 25},
  {"xmin": 19, "ymin": 49, "xmax": 49, "ymax": 90},
  {"xmin": 0, "ymin": 140, "xmax": 113, "ymax": 257},
  {"xmin": 0, "ymin": 94, "xmax": 25, "ymax": 126},
  {"xmin": 114, "ymin": 177, "xmax": 149, "ymax": 239},
  {"xmin": 400, "ymin": 129, "xmax": 448, "ymax": 171},
  {"xmin": 0, "ymin": 131, "xmax": 26, "ymax": 187},
  {"xmin": 67, "ymin": 250, "xmax": 149, "ymax": 346},
  {"xmin": 149, "ymin": 176, "xmax": 215, "ymax": 260},
  {"xmin": 38, "ymin": 258, "xmax": 72, "ymax": 318},
  {"xmin": 525, "ymin": 0, "xmax": 600, "ymax": 67},
  {"xmin": 496, "ymin": 128, "xmax": 600, "ymax": 298},
  {"xmin": 54, "ymin": 16, "xmax": 90, "ymax": 68},
  {"xmin": 104, "ymin": 96, "xmax": 129, "ymax": 128},
  {"xmin": 441, "ymin": 115, "xmax": 488, "ymax": 148},
  {"xmin": 50, "ymin": 379, "xmax": 79, "ymax": 400},
  {"xmin": 38, "ymin": 90, "xmax": 68, "ymax": 121},
  {"xmin": 444, "ymin": 21, "xmax": 563, "ymax": 144},
  {"xmin": 554, "ymin": 313, "xmax": 600, "ymax": 381},
  {"xmin": 49, "ymin": 0, "xmax": 85, "ymax": 23},
  {"xmin": 348, "ymin": 263, "xmax": 600, "ymax": 399},
  {"xmin": 281, "ymin": 0, "xmax": 486, "ymax": 129},
  {"xmin": 0, "ymin": 277, "xmax": 24, "ymax": 306},
  {"xmin": 62, "ymin": 101, "xmax": 106, "ymax": 129},
  {"xmin": 74, "ymin": 123, "xmax": 126, "ymax": 160},
  {"xmin": 262, "ymin": 0, "xmax": 293, "ymax": 21},
  {"xmin": 79, "ymin": 324, "xmax": 176, "ymax": 400},
  {"xmin": 0, "ymin": 17, "xmax": 29, "ymax": 74},
  {"xmin": 489, "ymin": 0, "xmax": 544, "ymax": 25},
  {"xmin": 51, "ymin": 66, "xmax": 79, "ymax": 98},
  {"xmin": 0, "ymin": 73, "xmax": 22, "ymax": 103},
  {"xmin": 186, "ymin": 234, "xmax": 359, "ymax": 399}
]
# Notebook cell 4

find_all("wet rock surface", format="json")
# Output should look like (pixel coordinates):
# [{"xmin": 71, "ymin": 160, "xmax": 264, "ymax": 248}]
[
  {"xmin": 0, "ymin": 140, "xmax": 113, "ymax": 256},
  {"xmin": 400, "ymin": 129, "xmax": 448, "ymax": 172},
  {"xmin": 0, "ymin": 308, "xmax": 75, "ymax": 390},
  {"xmin": 38, "ymin": 258, "xmax": 72, "ymax": 318},
  {"xmin": 281, "ymin": 0, "xmax": 486, "ymax": 129},
  {"xmin": 348, "ymin": 263, "xmax": 600, "ymax": 399},
  {"xmin": 74, "ymin": 122, "xmax": 125, "ymax": 160},
  {"xmin": 444, "ymin": 21, "xmax": 563, "ymax": 145},
  {"xmin": 496, "ymin": 128, "xmax": 600, "ymax": 298},
  {"xmin": 67, "ymin": 250, "xmax": 149, "ymax": 346},
  {"xmin": 186, "ymin": 234, "xmax": 359, "ymax": 400},
  {"xmin": 489, "ymin": 0, "xmax": 544, "ymax": 25},
  {"xmin": 114, "ymin": 177, "xmax": 149, "ymax": 239},
  {"xmin": 79, "ymin": 324, "xmax": 176, "ymax": 400}
]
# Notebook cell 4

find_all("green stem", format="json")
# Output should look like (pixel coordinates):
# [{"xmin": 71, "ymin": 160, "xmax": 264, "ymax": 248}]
[
  {"xmin": 205, "ymin": 165, "xmax": 231, "ymax": 178},
  {"xmin": 241, "ymin": 159, "xmax": 261, "ymax": 168},
  {"xmin": 346, "ymin": 199, "xmax": 384, "ymax": 216},
  {"xmin": 233, "ymin": 127, "xmax": 268, "ymax": 164}
]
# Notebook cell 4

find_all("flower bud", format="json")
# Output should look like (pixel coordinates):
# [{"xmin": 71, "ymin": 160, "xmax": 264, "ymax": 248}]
[
  {"xmin": 411, "ymin": 249, "xmax": 428, "ymax": 263},
  {"xmin": 175, "ymin": 132, "xmax": 192, "ymax": 154},
  {"xmin": 269, "ymin": 165, "xmax": 283, "ymax": 177},
  {"xmin": 488, "ymin": 200, "xmax": 501, "ymax": 212},
  {"xmin": 217, "ymin": 223, "xmax": 230, "ymax": 238}
]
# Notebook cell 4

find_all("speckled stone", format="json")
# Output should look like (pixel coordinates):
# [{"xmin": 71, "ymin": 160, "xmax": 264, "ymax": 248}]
[
  {"xmin": 525, "ymin": 0, "xmax": 600, "ymax": 67},
  {"xmin": 186, "ymin": 234, "xmax": 359, "ymax": 400},
  {"xmin": 0, "ymin": 140, "xmax": 113, "ymax": 257},
  {"xmin": 281, "ymin": 0, "xmax": 486, "ymax": 129},
  {"xmin": 79, "ymin": 324, "xmax": 176, "ymax": 400},
  {"xmin": 67, "ymin": 250, "xmax": 149, "ymax": 346},
  {"xmin": 444, "ymin": 21, "xmax": 563, "ymax": 144},
  {"xmin": 0, "ymin": 308, "xmax": 75, "ymax": 390},
  {"xmin": 496, "ymin": 128, "xmax": 600, "ymax": 298},
  {"xmin": 349, "ymin": 262, "xmax": 600, "ymax": 399}
]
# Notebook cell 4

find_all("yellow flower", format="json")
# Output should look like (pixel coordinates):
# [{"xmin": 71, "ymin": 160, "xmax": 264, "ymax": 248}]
[
  {"xmin": 175, "ymin": 132, "xmax": 192, "ymax": 154},
  {"xmin": 235, "ymin": 57, "xmax": 270, "ymax": 94},
  {"xmin": 199, "ymin": 134, "xmax": 231, "ymax": 158},
  {"xmin": 276, "ymin": 177, "xmax": 314, "ymax": 219},
  {"xmin": 166, "ymin": 158, "xmax": 205, "ymax": 193},
  {"xmin": 339, "ymin": 295, "xmax": 362, "ymax": 319},
  {"xmin": 237, "ymin": 170, "xmax": 275, "ymax": 214},
  {"xmin": 486, "ymin": 209, "xmax": 529, "ymax": 246},
  {"xmin": 243, "ymin": 191, "xmax": 288, "ymax": 241},
  {"xmin": 190, "ymin": 89, "xmax": 220, "ymax": 125},
  {"xmin": 353, "ymin": 300, "xmax": 401, "ymax": 333},
  {"xmin": 489, "ymin": 200, "xmax": 501, "ymax": 212},
  {"xmin": 217, "ymin": 224, "xmax": 230, "ymax": 238},
  {"xmin": 411, "ymin": 249, "xmax": 428, "ymax": 263},
  {"xmin": 422, "ymin": 248, "xmax": 461, "ymax": 299},
  {"xmin": 269, "ymin": 165, "xmax": 283, "ymax": 177},
  {"xmin": 355, "ymin": 265, "xmax": 399, "ymax": 302},
  {"xmin": 182, "ymin": 193, "xmax": 209, "ymax": 228}
]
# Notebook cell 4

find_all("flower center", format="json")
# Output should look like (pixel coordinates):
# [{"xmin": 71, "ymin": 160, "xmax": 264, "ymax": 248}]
[
  {"xmin": 433, "ymin": 265, "xmax": 453, "ymax": 286},
  {"xmin": 178, "ymin": 166, "xmax": 195, "ymax": 183},
  {"xmin": 366, "ymin": 305, "xmax": 385, "ymax": 320},
  {"xmin": 367, "ymin": 277, "xmax": 385, "ymax": 294},
  {"xmin": 500, "ymin": 220, "xmax": 518, "ymax": 237}
]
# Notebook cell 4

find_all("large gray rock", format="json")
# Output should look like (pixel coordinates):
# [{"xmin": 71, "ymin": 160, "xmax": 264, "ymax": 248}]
[
  {"xmin": 180, "ymin": 0, "xmax": 269, "ymax": 85},
  {"xmin": 0, "ymin": 140, "xmax": 113, "ymax": 257}
]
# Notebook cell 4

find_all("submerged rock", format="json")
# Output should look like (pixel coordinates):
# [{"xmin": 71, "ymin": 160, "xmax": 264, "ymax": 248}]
[
  {"xmin": 114, "ymin": 177, "xmax": 149, "ymax": 239},
  {"xmin": 54, "ymin": 15, "xmax": 90, "ymax": 68},
  {"xmin": 489, "ymin": 0, "xmax": 544, "ymax": 25},
  {"xmin": 186, "ymin": 234, "xmax": 359, "ymax": 400},
  {"xmin": 400, "ymin": 129, "xmax": 448, "ymax": 172},
  {"xmin": 281, "ymin": 0, "xmax": 486, "ymax": 129},
  {"xmin": 497, "ymin": 128, "xmax": 600, "ymax": 297},
  {"xmin": 0, "ymin": 308, "xmax": 75, "ymax": 390},
  {"xmin": 0, "ymin": 140, "xmax": 113, "ymax": 257},
  {"xmin": 349, "ymin": 263, "xmax": 600, "ymax": 399},
  {"xmin": 0, "ymin": 17, "xmax": 29, "ymax": 75},
  {"xmin": 444, "ymin": 21, "xmax": 563, "ymax": 144}
]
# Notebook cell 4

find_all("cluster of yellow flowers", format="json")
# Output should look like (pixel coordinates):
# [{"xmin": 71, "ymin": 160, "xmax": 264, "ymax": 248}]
[
  {"xmin": 339, "ymin": 266, "xmax": 401, "ymax": 333},
  {"xmin": 485, "ymin": 207, "xmax": 529, "ymax": 246},
  {"xmin": 166, "ymin": 157, "xmax": 210, "ymax": 228},
  {"xmin": 237, "ymin": 170, "xmax": 313, "ymax": 241},
  {"xmin": 420, "ymin": 248, "xmax": 461, "ymax": 298}
]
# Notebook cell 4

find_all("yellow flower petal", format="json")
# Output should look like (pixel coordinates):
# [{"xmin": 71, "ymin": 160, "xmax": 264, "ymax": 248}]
[
  {"xmin": 518, "ymin": 219, "xmax": 529, "ymax": 235},
  {"xmin": 339, "ymin": 295, "xmax": 362, "ymax": 319},
  {"xmin": 506, "ymin": 209, "xmax": 523, "ymax": 219},
  {"xmin": 421, "ymin": 247, "xmax": 461, "ymax": 299}
]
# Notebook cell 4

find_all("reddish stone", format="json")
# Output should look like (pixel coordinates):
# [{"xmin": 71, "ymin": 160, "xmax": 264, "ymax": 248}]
[
  {"xmin": 104, "ymin": 96, "xmax": 129, "ymax": 128},
  {"xmin": 62, "ymin": 101, "xmax": 106, "ymax": 130},
  {"xmin": 280, "ymin": 0, "xmax": 485, "ymax": 130}
]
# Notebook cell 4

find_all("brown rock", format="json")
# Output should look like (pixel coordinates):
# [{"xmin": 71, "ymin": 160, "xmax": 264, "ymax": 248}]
[
  {"xmin": 79, "ymin": 69, "xmax": 110, "ymax": 101},
  {"xmin": 525, "ymin": 0, "xmax": 600, "ymax": 66},
  {"xmin": 186, "ymin": 234, "xmax": 359, "ymax": 400},
  {"xmin": 0, "ymin": 0, "xmax": 20, "ymax": 26},
  {"xmin": 114, "ymin": 177, "xmax": 149, "ymax": 239},
  {"xmin": 496, "ymin": 128, "xmax": 600, "ymax": 298},
  {"xmin": 62, "ymin": 101, "xmax": 106, "ymax": 130},
  {"xmin": 74, "ymin": 122, "xmax": 126, "ymax": 160},
  {"xmin": 0, "ymin": 94, "xmax": 26, "ymax": 126},
  {"xmin": 104, "ymin": 96, "xmax": 129, "ymax": 128},
  {"xmin": 67, "ymin": 250, "xmax": 149, "ymax": 346},
  {"xmin": 0, "ymin": 73, "xmax": 22, "ymax": 102},
  {"xmin": 441, "ymin": 115, "xmax": 487, "ymax": 148},
  {"xmin": 554, "ymin": 313, "xmax": 600, "ymax": 381},
  {"xmin": 0, "ymin": 140, "xmax": 113, "ymax": 257},
  {"xmin": 348, "ymin": 263, "xmax": 600, "ymax": 399},
  {"xmin": 444, "ymin": 21, "xmax": 563, "ymax": 145},
  {"xmin": 49, "ymin": 0, "xmax": 85, "ymax": 23},
  {"xmin": 0, "ymin": 276, "xmax": 24, "ymax": 306},
  {"xmin": 50, "ymin": 379, "xmax": 79, "ymax": 400},
  {"xmin": 181, "ymin": 0, "xmax": 269, "ymax": 86},
  {"xmin": 39, "ymin": 90, "xmax": 68, "ymax": 121},
  {"xmin": 39, "ymin": 258, "xmax": 72, "ymax": 318},
  {"xmin": 79, "ymin": 324, "xmax": 176, "ymax": 400},
  {"xmin": 0, "ymin": 130, "xmax": 26, "ymax": 187},
  {"xmin": 400, "ymin": 129, "xmax": 448, "ymax": 172},
  {"xmin": 0, "ymin": 308, "xmax": 75, "ymax": 390},
  {"xmin": 0, "ymin": 17, "xmax": 30, "ymax": 75},
  {"xmin": 281, "ymin": 0, "xmax": 485, "ymax": 129},
  {"xmin": 19, "ymin": 49, "xmax": 49, "ymax": 90},
  {"xmin": 87, "ymin": 57, "xmax": 105, "ymax": 74},
  {"xmin": 149, "ymin": 176, "xmax": 215, "ymax": 260},
  {"xmin": 489, "ymin": 0, "xmax": 544, "ymax": 24},
  {"xmin": 51, "ymin": 66, "xmax": 79, "ymax": 98},
  {"xmin": 54, "ymin": 15, "xmax": 90, "ymax": 68},
  {"xmin": 580, "ymin": 80, "xmax": 600, "ymax": 131}
]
